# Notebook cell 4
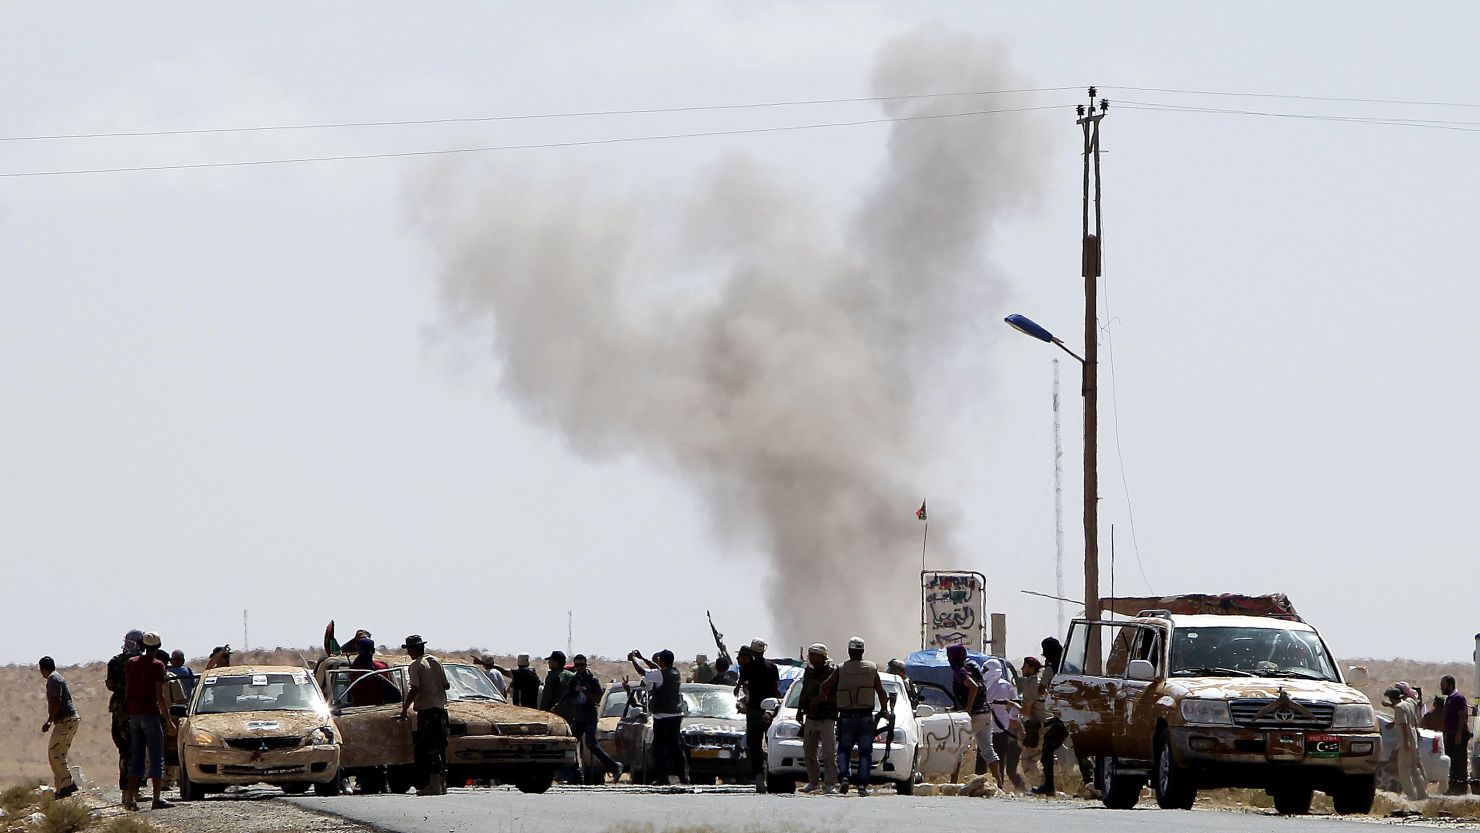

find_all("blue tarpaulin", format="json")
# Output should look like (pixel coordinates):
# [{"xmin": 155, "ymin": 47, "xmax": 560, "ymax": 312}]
[{"xmin": 904, "ymin": 649, "xmax": 1003, "ymax": 691}]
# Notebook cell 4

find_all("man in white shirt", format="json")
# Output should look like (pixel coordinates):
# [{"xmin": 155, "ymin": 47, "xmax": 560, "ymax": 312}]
[{"xmin": 984, "ymin": 658, "xmax": 1025, "ymax": 791}]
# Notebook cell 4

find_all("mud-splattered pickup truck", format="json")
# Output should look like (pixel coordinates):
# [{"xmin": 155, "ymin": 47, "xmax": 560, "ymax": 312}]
[{"xmin": 1053, "ymin": 611, "xmax": 1380, "ymax": 815}]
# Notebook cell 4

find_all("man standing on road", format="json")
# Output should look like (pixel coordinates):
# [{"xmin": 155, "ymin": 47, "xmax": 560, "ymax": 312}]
[
  {"xmin": 630, "ymin": 649, "xmax": 688, "ymax": 785},
  {"xmin": 105, "ymin": 629, "xmax": 144, "ymax": 791},
  {"xmin": 39, "ymin": 657, "xmax": 80, "ymax": 798},
  {"xmin": 984, "ymin": 658, "xmax": 1024, "ymax": 791},
  {"xmin": 1385, "ymin": 687, "xmax": 1428, "ymax": 800},
  {"xmin": 822, "ymin": 636, "xmax": 888, "ymax": 797},
  {"xmin": 1441, "ymin": 675, "xmax": 1472, "ymax": 795},
  {"xmin": 947, "ymin": 646, "xmax": 993, "ymax": 782},
  {"xmin": 566, "ymin": 654, "xmax": 622, "ymax": 783},
  {"xmin": 797, "ymin": 643, "xmax": 838, "ymax": 794},
  {"xmin": 539, "ymin": 651, "xmax": 573, "ymax": 715},
  {"xmin": 735, "ymin": 639, "xmax": 780, "ymax": 793},
  {"xmin": 510, "ymin": 655, "xmax": 541, "ymax": 708},
  {"xmin": 123, "ymin": 632, "xmax": 173, "ymax": 812},
  {"xmin": 400, "ymin": 635, "xmax": 451, "ymax": 796},
  {"xmin": 1016, "ymin": 656, "xmax": 1050, "ymax": 780}
]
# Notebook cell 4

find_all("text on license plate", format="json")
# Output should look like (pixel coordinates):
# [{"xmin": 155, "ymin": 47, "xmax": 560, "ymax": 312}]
[
  {"xmin": 1306, "ymin": 734, "xmax": 1340, "ymax": 759},
  {"xmin": 690, "ymin": 749, "xmax": 731, "ymax": 759}
]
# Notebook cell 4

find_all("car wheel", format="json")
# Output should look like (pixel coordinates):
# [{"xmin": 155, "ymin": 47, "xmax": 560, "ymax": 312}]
[
  {"xmin": 1271, "ymin": 784, "xmax": 1314, "ymax": 815},
  {"xmin": 765, "ymin": 774, "xmax": 797, "ymax": 794},
  {"xmin": 1153, "ymin": 731, "xmax": 1196, "ymax": 810},
  {"xmin": 386, "ymin": 765, "xmax": 414, "ymax": 794},
  {"xmin": 313, "ymin": 772, "xmax": 344, "ymax": 797},
  {"xmin": 178, "ymin": 769, "xmax": 202, "ymax": 802},
  {"xmin": 1330, "ymin": 774, "xmax": 1377, "ymax": 815},
  {"xmin": 896, "ymin": 776, "xmax": 916, "ymax": 796},
  {"xmin": 1099, "ymin": 756, "xmax": 1144, "ymax": 810},
  {"xmin": 516, "ymin": 768, "xmax": 556, "ymax": 794}
]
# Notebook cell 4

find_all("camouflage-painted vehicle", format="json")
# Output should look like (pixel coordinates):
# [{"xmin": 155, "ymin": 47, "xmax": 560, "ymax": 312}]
[
  {"xmin": 174, "ymin": 665, "xmax": 342, "ymax": 801},
  {"xmin": 321, "ymin": 660, "xmax": 576, "ymax": 794}
]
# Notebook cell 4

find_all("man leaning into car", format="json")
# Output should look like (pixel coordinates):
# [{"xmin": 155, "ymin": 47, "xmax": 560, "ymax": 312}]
[{"xmin": 400, "ymin": 635, "xmax": 451, "ymax": 796}]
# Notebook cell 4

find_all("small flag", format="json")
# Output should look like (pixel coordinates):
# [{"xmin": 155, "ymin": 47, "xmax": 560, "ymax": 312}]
[{"xmin": 916, "ymin": 499, "xmax": 927, "ymax": 521}]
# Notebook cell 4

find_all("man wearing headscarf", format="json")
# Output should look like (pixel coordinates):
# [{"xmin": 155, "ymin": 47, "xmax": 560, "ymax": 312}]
[
  {"xmin": 105, "ymin": 629, "xmax": 144, "ymax": 791},
  {"xmin": 947, "ymin": 645, "xmax": 995, "ymax": 782},
  {"xmin": 984, "ymin": 658, "xmax": 1025, "ymax": 791},
  {"xmin": 347, "ymin": 632, "xmax": 391, "ymax": 708},
  {"xmin": 1033, "ymin": 636, "xmax": 1092, "ymax": 796}
]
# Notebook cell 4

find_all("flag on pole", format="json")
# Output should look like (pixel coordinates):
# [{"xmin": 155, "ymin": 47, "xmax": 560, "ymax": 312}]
[{"xmin": 916, "ymin": 499, "xmax": 927, "ymax": 521}]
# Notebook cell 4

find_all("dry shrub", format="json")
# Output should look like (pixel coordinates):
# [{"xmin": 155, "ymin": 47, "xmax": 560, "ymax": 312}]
[
  {"xmin": 1426, "ymin": 797, "xmax": 1480, "ymax": 819},
  {"xmin": 97, "ymin": 820, "xmax": 158, "ymax": 833},
  {"xmin": 3, "ymin": 783, "xmax": 39, "ymax": 814},
  {"xmin": 28, "ymin": 797, "xmax": 93, "ymax": 833}
]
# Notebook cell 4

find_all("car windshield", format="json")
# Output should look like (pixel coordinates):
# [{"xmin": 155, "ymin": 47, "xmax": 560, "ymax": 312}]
[
  {"xmin": 781, "ymin": 677, "xmax": 907, "ymax": 711},
  {"xmin": 602, "ymin": 690, "xmax": 630, "ymax": 718},
  {"xmin": 1169, "ymin": 627, "xmax": 1340, "ymax": 681},
  {"xmin": 195, "ymin": 672, "xmax": 326, "ymax": 715},
  {"xmin": 445, "ymin": 664, "xmax": 503, "ymax": 702},
  {"xmin": 682, "ymin": 688, "xmax": 740, "ymax": 718}
]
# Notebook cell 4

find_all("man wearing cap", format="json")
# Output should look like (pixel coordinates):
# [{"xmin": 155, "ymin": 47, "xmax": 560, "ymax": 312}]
[
  {"xmin": 1016, "ymin": 656, "xmax": 1050, "ymax": 780},
  {"xmin": 822, "ymin": 636, "xmax": 889, "ymax": 797},
  {"xmin": 471, "ymin": 653, "xmax": 510, "ymax": 700},
  {"xmin": 400, "ymin": 635, "xmax": 451, "ymax": 796},
  {"xmin": 510, "ymin": 655, "xmax": 541, "ymax": 708},
  {"xmin": 123, "ymin": 631, "xmax": 173, "ymax": 811},
  {"xmin": 1384, "ymin": 686, "xmax": 1428, "ymax": 800},
  {"xmin": 692, "ymin": 654, "xmax": 715, "ymax": 684},
  {"xmin": 106, "ymin": 629, "xmax": 144, "ymax": 791},
  {"xmin": 539, "ymin": 651, "xmax": 574, "ymax": 715},
  {"xmin": 797, "ymin": 643, "xmax": 838, "ymax": 794},
  {"xmin": 630, "ymin": 649, "xmax": 688, "ymax": 785},
  {"xmin": 735, "ymin": 639, "xmax": 780, "ymax": 792},
  {"xmin": 566, "ymin": 654, "xmax": 621, "ymax": 783}
]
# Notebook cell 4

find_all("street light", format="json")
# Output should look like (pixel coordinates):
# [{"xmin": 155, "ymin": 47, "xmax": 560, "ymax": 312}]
[{"xmin": 1005, "ymin": 311, "xmax": 1101, "ymax": 674}]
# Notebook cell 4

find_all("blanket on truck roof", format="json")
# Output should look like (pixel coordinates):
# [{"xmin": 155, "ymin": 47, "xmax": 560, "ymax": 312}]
[{"xmin": 1103, "ymin": 593, "xmax": 1300, "ymax": 621}]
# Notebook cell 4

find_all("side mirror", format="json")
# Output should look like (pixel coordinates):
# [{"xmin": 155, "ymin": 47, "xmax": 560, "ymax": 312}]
[
  {"xmin": 759, "ymin": 698, "xmax": 780, "ymax": 712},
  {"xmin": 169, "ymin": 704, "xmax": 188, "ymax": 718},
  {"xmin": 1126, "ymin": 660, "xmax": 1157, "ymax": 682},
  {"xmin": 1346, "ymin": 666, "xmax": 1370, "ymax": 687},
  {"xmin": 914, "ymin": 704, "xmax": 936, "ymax": 719}
]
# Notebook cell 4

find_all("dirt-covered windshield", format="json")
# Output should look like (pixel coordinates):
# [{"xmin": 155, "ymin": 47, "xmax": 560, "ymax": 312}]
[
  {"xmin": 195, "ymin": 672, "xmax": 326, "ymax": 715},
  {"xmin": 444, "ymin": 663, "xmax": 503, "ymax": 702},
  {"xmin": 1169, "ymin": 627, "xmax": 1340, "ymax": 681},
  {"xmin": 682, "ymin": 688, "xmax": 741, "ymax": 719}
]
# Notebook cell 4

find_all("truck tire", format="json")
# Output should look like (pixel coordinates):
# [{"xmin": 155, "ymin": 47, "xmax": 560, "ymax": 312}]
[
  {"xmin": 1153, "ymin": 732, "xmax": 1196, "ymax": 810},
  {"xmin": 896, "ymin": 775, "xmax": 916, "ymax": 796},
  {"xmin": 313, "ymin": 771, "xmax": 344, "ymax": 796},
  {"xmin": 515, "ymin": 767, "xmax": 555, "ymax": 794},
  {"xmin": 1271, "ymin": 784, "xmax": 1314, "ymax": 815},
  {"xmin": 1330, "ymin": 774, "xmax": 1377, "ymax": 815},
  {"xmin": 1099, "ymin": 756, "xmax": 1145, "ymax": 810}
]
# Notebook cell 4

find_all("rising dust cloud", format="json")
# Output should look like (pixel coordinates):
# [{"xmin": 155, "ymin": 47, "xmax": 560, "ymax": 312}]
[{"xmin": 410, "ymin": 31, "xmax": 1049, "ymax": 658}]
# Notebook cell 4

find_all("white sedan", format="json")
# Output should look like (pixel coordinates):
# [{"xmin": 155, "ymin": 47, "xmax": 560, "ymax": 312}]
[
  {"xmin": 764, "ymin": 672, "xmax": 974, "ymax": 794},
  {"xmin": 1375, "ymin": 714, "xmax": 1450, "ymax": 791}
]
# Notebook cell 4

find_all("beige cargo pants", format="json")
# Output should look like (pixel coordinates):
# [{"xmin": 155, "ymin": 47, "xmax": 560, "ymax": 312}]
[
  {"xmin": 1396, "ymin": 745, "xmax": 1428, "ymax": 801},
  {"xmin": 803, "ymin": 719, "xmax": 838, "ymax": 786},
  {"xmin": 49, "ymin": 717, "xmax": 79, "ymax": 790}
]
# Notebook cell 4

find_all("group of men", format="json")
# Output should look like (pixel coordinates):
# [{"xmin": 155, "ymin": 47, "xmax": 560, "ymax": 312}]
[
  {"xmin": 97, "ymin": 630, "xmax": 203, "ymax": 812},
  {"xmin": 1390, "ymin": 675, "xmax": 1473, "ymax": 798}
]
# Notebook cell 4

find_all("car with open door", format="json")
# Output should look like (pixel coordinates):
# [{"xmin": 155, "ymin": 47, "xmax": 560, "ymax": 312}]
[{"xmin": 1051, "ymin": 609, "xmax": 1381, "ymax": 815}]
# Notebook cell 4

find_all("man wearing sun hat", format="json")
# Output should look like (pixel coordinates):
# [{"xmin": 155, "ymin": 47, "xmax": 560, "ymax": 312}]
[
  {"xmin": 736, "ymin": 638, "xmax": 780, "ymax": 792},
  {"xmin": 400, "ymin": 635, "xmax": 450, "ymax": 796}
]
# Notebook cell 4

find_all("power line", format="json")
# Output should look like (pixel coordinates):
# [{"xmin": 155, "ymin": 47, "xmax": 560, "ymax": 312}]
[
  {"xmin": 1116, "ymin": 101, "xmax": 1480, "ymax": 133},
  {"xmin": 1106, "ymin": 85, "xmax": 1480, "ymax": 110},
  {"xmin": 0, "ymin": 103, "xmax": 1071, "ymax": 178},
  {"xmin": 0, "ymin": 86, "xmax": 1084, "ymax": 144}
]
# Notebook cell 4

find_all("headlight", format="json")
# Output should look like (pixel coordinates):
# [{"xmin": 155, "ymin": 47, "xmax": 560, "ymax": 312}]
[
  {"xmin": 190, "ymin": 730, "xmax": 223, "ymax": 747},
  {"xmin": 1179, "ymin": 699, "xmax": 1233, "ymax": 726},
  {"xmin": 773, "ymin": 720, "xmax": 801, "ymax": 739},
  {"xmin": 1331, "ymin": 704, "xmax": 1375, "ymax": 730},
  {"xmin": 305, "ymin": 727, "xmax": 335, "ymax": 746}
]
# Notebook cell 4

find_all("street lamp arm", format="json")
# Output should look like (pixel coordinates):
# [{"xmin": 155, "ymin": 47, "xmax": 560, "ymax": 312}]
[{"xmin": 1051, "ymin": 339, "xmax": 1085, "ymax": 364}]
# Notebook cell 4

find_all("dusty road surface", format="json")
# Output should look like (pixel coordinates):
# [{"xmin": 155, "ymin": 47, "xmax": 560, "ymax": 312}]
[{"xmin": 289, "ymin": 785, "xmax": 1478, "ymax": 833}]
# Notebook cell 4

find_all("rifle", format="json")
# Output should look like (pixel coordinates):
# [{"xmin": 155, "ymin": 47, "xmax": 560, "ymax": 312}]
[
  {"xmin": 706, "ymin": 610, "xmax": 730, "ymax": 664},
  {"xmin": 875, "ymin": 692, "xmax": 898, "ymax": 766}
]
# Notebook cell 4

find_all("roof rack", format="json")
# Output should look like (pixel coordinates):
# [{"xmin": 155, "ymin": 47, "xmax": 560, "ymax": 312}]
[{"xmin": 1136, "ymin": 609, "xmax": 1174, "ymax": 620}]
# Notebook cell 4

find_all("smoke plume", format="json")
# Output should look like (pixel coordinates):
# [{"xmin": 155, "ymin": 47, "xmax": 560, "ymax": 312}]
[{"xmin": 410, "ymin": 30, "xmax": 1050, "ymax": 657}]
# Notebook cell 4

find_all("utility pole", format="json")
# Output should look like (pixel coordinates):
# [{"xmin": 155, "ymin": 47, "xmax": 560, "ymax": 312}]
[
  {"xmin": 1077, "ymin": 87, "xmax": 1107, "ymax": 674},
  {"xmin": 242, "ymin": 609, "xmax": 249, "ymax": 652}
]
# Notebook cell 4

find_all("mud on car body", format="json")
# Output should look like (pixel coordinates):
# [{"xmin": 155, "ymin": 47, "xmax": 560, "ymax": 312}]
[
  {"xmin": 322, "ymin": 660, "xmax": 576, "ymax": 794},
  {"xmin": 611, "ymin": 683, "xmax": 750, "ymax": 785},
  {"xmin": 1053, "ymin": 612, "xmax": 1381, "ymax": 815},
  {"xmin": 174, "ymin": 665, "xmax": 342, "ymax": 800}
]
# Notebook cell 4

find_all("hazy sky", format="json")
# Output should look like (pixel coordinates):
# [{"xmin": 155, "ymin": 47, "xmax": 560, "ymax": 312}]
[{"xmin": 4, "ymin": 2, "xmax": 1477, "ymax": 668}]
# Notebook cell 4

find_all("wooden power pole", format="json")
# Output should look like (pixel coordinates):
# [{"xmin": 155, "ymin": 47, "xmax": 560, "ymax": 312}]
[{"xmin": 1077, "ymin": 87, "xmax": 1107, "ymax": 674}]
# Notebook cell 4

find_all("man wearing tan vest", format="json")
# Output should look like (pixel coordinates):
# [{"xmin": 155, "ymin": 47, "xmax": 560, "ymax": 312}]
[{"xmin": 821, "ymin": 636, "xmax": 889, "ymax": 797}]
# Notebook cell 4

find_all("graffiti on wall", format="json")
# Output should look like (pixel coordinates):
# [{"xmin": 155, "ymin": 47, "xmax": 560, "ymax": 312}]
[{"xmin": 922, "ymin": 571, "xmax": 986, "ymax": 650}]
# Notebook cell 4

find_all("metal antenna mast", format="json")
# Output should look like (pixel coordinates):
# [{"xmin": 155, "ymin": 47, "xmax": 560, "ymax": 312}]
[{"xmin": 1053, "ymin": 359, "xmax": 1065, "ymax": 636}]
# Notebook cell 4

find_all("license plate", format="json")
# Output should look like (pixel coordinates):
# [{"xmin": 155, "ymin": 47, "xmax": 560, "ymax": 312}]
[
  {"xmin": 1306, "ymin": 734, "xmax": 1340, "ymax": 759},
  {"xmin": 1267, "ymin": 732, "xmax": 1305, "ymax": 761},
  {"xmin": 691, "ymin": 748, "xmax": 730, "ymax": 759}
]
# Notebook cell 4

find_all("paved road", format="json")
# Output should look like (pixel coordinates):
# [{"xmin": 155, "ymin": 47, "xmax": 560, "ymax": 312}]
[{"xmin": 290, "ymin": 786, "xmax": 1431, "ymax": 833}]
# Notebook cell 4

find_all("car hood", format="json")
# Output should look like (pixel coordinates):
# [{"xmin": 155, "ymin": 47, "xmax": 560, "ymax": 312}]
[
  {"xmin": 679, "ymin": 717, "xmax": 747, "ymax": 735},
  {"xmin": 189, "ymin": 710, "xmax": 330, "ymax": 738},
  {"xmin": 1167, "ymin": 678, "xmax": 1367, "ymax": 704},
  {"xmin": 445, "ymin": 700, "xmax": 572, "ymax": 735}
]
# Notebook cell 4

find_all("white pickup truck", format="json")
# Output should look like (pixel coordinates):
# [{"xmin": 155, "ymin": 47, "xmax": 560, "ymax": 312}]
[{"xmin": 763, "ymin": 672, "xmax": 974, "ymax": 793}]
